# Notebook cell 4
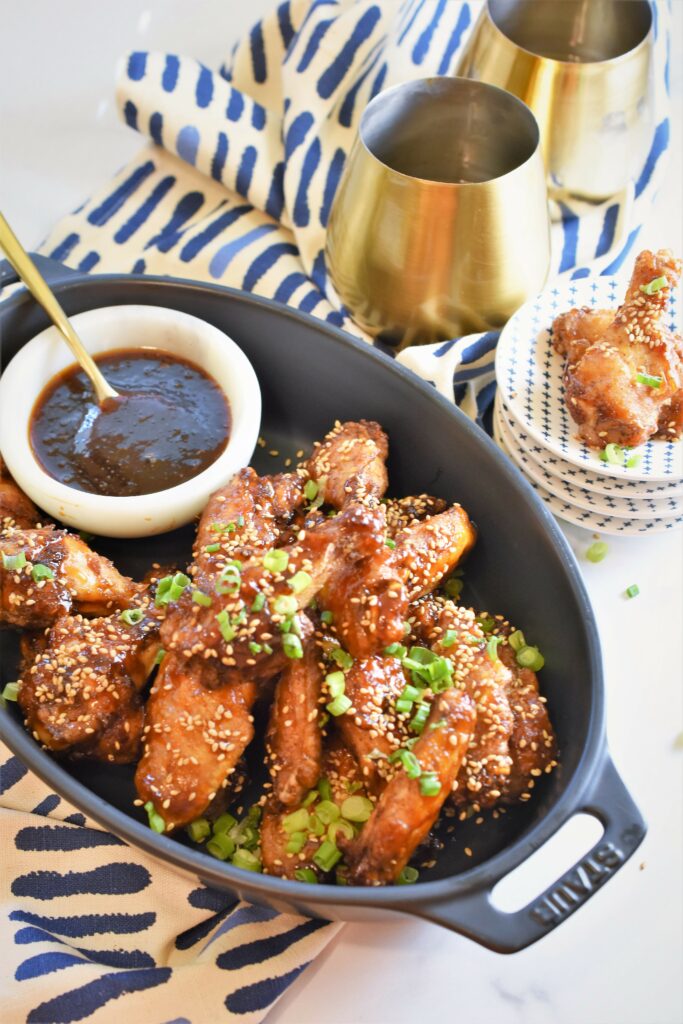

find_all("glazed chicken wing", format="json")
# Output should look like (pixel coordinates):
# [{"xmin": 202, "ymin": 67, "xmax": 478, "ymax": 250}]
[
  {"xmin": 394, "ymin": 505, "xmax": 477, "ymax": 602},
  {"xmin": 1, "ymin": 528, "xmax": 136, "ymax": 628},
  {"xmin": 553, "ymin": 249, "xmax": 683, "ymax": 448},
  {"xmin": 306, "ymin": 420, "xmax": 388, "ymax": 508},
  {"xmin": 0, "ymin": 458, "xmax": 42, "ymax": 531}
]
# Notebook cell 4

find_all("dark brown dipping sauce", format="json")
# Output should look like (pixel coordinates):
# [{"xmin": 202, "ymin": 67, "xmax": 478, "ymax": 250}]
[{"xmin": 30, "ymin": 348, "xmax": 231, "ymax": 497}]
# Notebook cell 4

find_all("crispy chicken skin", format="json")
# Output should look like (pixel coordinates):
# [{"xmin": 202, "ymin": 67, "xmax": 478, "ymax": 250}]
[
  {"xmin": 306, "ymin": 420, "xmax": 389, "ymax": 508},
  {"xmin": 17, "ymin": 606, "xmax": 160, "ymax": 762},
  {"xmin": 135, "ymin": 655, "xmax": 257, "ymax": 830},
  {"xmin": 552, "ymin": 249, "xmax": 683, "ymax": 448},
  {"xmin": 346, "ymin": 689, "xmax": 476, "ymax": 885},
  {"xmin": 266, "ymin": 641, "xmax": 324, "ymax": 807},
  {"xmin": 0, "ymin": 528, "xmax": 136, "ymax": 628},
  {"xmin": 0, "ymin": 458, "xmax": 42, "ymax": 530}
]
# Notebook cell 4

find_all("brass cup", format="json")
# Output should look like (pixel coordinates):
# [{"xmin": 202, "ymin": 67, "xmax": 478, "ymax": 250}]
[
  {"xmin": 326, "ymin": 77, "xmax": 550, "ymax": 349},
  {"xmin": 455, "ymin": 0, "xmax": 654, "ymax": 200}
]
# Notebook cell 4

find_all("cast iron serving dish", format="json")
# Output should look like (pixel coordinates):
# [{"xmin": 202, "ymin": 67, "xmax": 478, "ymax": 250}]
[{"xmin": 0, "ymin": 256, "xmax": 646, "ymax": 953}]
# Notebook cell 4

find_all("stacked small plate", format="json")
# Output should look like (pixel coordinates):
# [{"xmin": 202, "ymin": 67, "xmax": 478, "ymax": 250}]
[{"xmin": 494, "ymin": 276, "xmax": 683, "ymax": 536}]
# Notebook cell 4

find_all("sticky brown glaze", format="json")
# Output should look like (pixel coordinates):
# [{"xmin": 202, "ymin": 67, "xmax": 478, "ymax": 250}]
[
  {"xmin": 267, "ymin": 642, "xmax": 324, "ymax": 807},
  {"xmin": 0, "ymin": 457, "xmax": 42, "ymax": 531},
  {"xmin": 306, "ymin": 420, "xmax": 389, "ymax": 508},
  {"xmin": 395, "ymin": 504, "xmax": 477, "ymax": 602}
]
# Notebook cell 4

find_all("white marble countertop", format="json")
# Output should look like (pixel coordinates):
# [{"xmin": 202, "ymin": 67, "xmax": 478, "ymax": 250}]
[{"xmin": 1, "ymin": 4, "xmax": 681, "ymax": 1023}]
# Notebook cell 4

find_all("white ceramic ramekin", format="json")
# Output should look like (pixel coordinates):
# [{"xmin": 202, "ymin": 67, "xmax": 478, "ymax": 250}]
[{"xmin": 0, "ymin": 304, "xmax": 261, "ymax": 537}]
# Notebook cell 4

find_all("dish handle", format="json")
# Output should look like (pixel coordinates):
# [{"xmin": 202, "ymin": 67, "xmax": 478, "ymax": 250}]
[
  {"xmin": 0, "ymin": 253, "xmax": 79, "ymax": 291},
  {"xmin": 414, "ymin": 754, "xmax": 645, "ymax": 953}
]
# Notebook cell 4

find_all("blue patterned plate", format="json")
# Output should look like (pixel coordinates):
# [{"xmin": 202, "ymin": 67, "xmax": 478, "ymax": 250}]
[
  {"xmin": 495, "ymin": 276, "xmax": 683, "ymax": 483},
  {"xmin": 495, "ymin": 398, "xmax": 682, "ymax": 520}
]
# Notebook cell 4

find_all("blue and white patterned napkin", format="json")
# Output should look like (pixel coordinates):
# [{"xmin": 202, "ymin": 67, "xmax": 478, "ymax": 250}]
[{"xmin": 1, "ymin": 1, "xmax": 671, "ymax": 1021}]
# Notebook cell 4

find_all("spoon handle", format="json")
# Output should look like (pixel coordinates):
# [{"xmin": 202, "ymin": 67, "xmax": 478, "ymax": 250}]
[{"xmin": 0, "ymin": 212, "xmax": 118, "ymax": 404}]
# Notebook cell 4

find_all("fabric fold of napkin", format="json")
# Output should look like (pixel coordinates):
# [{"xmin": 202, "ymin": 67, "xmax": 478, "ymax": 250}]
[{"xmin": 1, "ymin": 2, "xmax": 671, "ymax": 1021}]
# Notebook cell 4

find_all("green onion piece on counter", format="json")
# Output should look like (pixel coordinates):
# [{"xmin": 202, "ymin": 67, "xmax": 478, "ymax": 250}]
[
  {"xmin": 232, "ymin": 848, "xmax": 262, "ymax": 872},
  {"xmin": 119, "ymin": 608, "xmax": 144, "ymax": 626},
  {"xmin": 273, "ymin": 594, "xmax": 298, "ymax": 617},
  {"xmin": 282, "ymin": 633, "xmax": 304, "ymax": 659},
  {"xmin": 486, "ymin": 635, "xmax": 502, "ymax": 662},
  {"xmin": 215, "ymin": 610, "xmax": 236, "ymax": 643},
  {"xmin": 325, "ymin": 671, "xmax": 346, "ymax": 699},
  {"xmin": 635, "ymin": 372, "xmax": 663, "ymax": 389},
  {"xmin": 186, "ymin": 818, "xmax": 211, "ymax": 843},
  {"xmin": 286, "ymin": 831, "xmax": 307, "ymax": 855},
  {"xmin": 327, "ymin": 693, "xmax": 352, "ymax": 717},
  {"xmin": 191, "ymin": 590, "xmax": 213, "ymax": 607},
  {"xmin": 316, "ymin": 800, "xmax": 340, "ymax": 825},
  {"xmin": 207, "ymin": 833, "xmax": 236, "ymax": 860},
  {"xmin": 384, "ymin": 642, "xmax": 407, "ymax": 657},
  {"xmin": 508, "ymin": 630, "xmax": 526, "ymax": 651},
  {"xmin": 288, "ymin": 570, "xmax": 312, "ymax": 594},
  {"xmin": 331, "ymin": 648, "xmax": 353, "ymax": 671},
  {"xmin": 204, "ymin": 543, "xmax": 220, "ymax": 553},
  {"xmin": 302, "ymin": 790, "xmax": 319, "ymax": 807},
  {"xmin": 213, "ymin": 812, "xmax": 238, "ymax": 834},
  {"xmin": 397, "ymin": 866, "xmax": 419, "ymax": 885},
  {"xmin": 263, "ymin": 549, "xmax": 288, "ymax": 573},
  {"xmin": 586, "ymin": 540, "xmax": 608, "ymax": 563},
  {"xmin": 313, "ymin": 839, "xmax": 342, "ymax": 872},
  {"xmin": 31, "ymin": 563, "xmax": 54, "ymax": 583},
  {"xmin": 410, "ymin": 702, "xmax": 430, "ymax": 734},
  {"xmin": 639, "ymin": 275, "xmax": 668, "ymax": 294},
  {"xmin": 328, "ymin": 819, "xmax": 355, "ymax": 842},
  {"xmin": 516, "ymin": 646, "xmax": 545, "ymax": 671},
  {"xmin": 154, "ymin": 648, "xmax": 165, "ymax": 666},
  {"xmin": 340, "ymin": 796, "xmax": 373, "ymax": 822},
  {"xmin": 295, "ymin": 868, "xmax": 318, "ymax": 883},
  {"xmin": 251, "ymin": 591, "xmax": 266, "ymax": 612},
  {"xmin": 444, "ymin": 577, "xmax": 463, "ymax": 598},
  {"xmin": 625, "ymin": 584, "xmax": 640, "ymax": 599},
  {"xmin": 441, "ymin": 629, "xmax": 458, "ymax": 648},
  {"xmin": 304, "ymin": 479, "xmax": 319, "ymax": 501},
  {"xmin": 385, "ymin": 538, "xmax": 396, "ymax": 550},
  {"xmin": 2, "ymin": 681, "xmax": 20, "ymax": 702},
  {"xmin": 320, "ymin": 610, "xmax": 334, "ymax": 625},
  {"xmin": 143, "ymin": 801, "xmax": 165, "ymax": 834},
  {"xmin": 283, "ymin": 808, "xmax": 310, "ymax": 834},
  {"xmin": 419, "ymin": 772, "xmax": 442, "ymax": 797},
  {"xmin": 2, "ymin": 551, "xmax": 27, "ymax": 571},
  {"xmin": 317, "ymin": 777, "xmax": 332, "ymax": 801}
]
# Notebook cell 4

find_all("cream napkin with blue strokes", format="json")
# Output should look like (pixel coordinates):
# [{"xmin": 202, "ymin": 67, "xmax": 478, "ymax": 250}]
[{"xmin": 1, "ymin": 1, "xmax": 671, "ymax": 1020}]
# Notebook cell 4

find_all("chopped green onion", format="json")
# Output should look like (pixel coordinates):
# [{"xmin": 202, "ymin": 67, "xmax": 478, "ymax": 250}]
[
  {"xmin": 289, "ymin": 570, "xmax": 312, "ymax": 594},
  {"xmin": 215, "ymin": 609, "xmax": 236, "ymax": 643},
  {"xmin": 397, "ymin": 866, "xmax": 419, "ymax": 885},
  {"xmin": 320, "ymin": 610, "xmax": 334, "ymax": 625},
  {"xmin": 282, "ymin": 633, "xmax": 304, "ymax": 659},
  {"xmin": 476, "ymin": 616, "xmax": 495, "ymax": 633},
  {"xmin": 283, "ymin": 808, "xmax": 310, "ymax": 834},
  {"xmin": 636, "ymin": 372, "xmax": 663, "ymax": 389},
  {"xmin": 516, "ymin": 645, "xmax": 545, "ymax": 671},
  {"xmin": 400, "ymin": 684, "xmax": 422, "ymax": 704},
  {"xmin": 186, "ymin": 818, "xmax": 211, "ymax": 843},
  {"xmin": 385, "ymin": 538, "xmax": 396, "ymax": 550},
  {"xmin": 263, "ymin": 643, "xmax": 273, "ymax": 655},
  {"xmin": 395, "ymin": 698, "xmax": 413, "ymax": 715},
  {"xmin": 625, "ymin": 584, "xmax": 640, "ymax": 599},
  {"xmin": 286, "ymin": 831, "xmax": 307, "ymax": 855},
  {"xmin": 318, "ymin": 711, "xmax": 330, "ymax": 729},
  {"xmin": 236, "ymin": 515, "xmax": 245, "ymax": 528},
  {"xmin": 486, "ymin": 635, "xmax": 503, "ymax": 662},
  {"xmin": 403, "ymin": 621, "xmax": 412, "ymax": 635},
  {"xmin": 419, "ymin": 772, "xmax": 441, "ymax": 797},
  {"xmin": 384, "ymin": 642, "xmax": 407, "ymax": 657},
  {"xmin": 2, "ymin": 551, "xmax": 27, "ymax": 572},
  {"xmin": 294, "ymin": 867, "xmax": 318, "ymax": 883},
  {"xmin": 154, "ymin": 648, "xmax": 165, "ymax": 666},
  {"xmin": 204, "ymin": 543, "xmax": 220, "ymax": 553},
  {"xmin": 390, "ymin": 749, "xmax": 422, "ymax": 779},
  {"xmin": 273, "ymin": 594, "xmax": 298, "ymax": 617},
  {"xmin": 340, "ymin": 795, "xmax": 373, "ymax": 822},
  {"xmin": 31, "ymin": 563, "xmax": 54, "ymax": 583},
  {"xmin": 143, "ymin": 801, "xmax": 165, "ymax": 834},
  {"xmin": 586, "ymin": 541, "xmax": 608, "ymax": 563},
  {"xmin": 313, "ymin": 839, "xmax": 342, "ymax": 872},
  {"xmin": 331, "ymin": 648, "xmax": 353, "ymax": 671},
  {"xmin": 327, "ymin": 693, "xmax": 352, "ymax": 717},
  {"xmin": 316, "ymin": 800, "xmax": 340, "ymax": 825},
  {"xmin": 155, "ymin": 572, "xmax": 190, "ymax": 606},
  {"xmin": 599, "ymin": 443, "xmax": 627, "ymax": 467},
  {"xmin": 191, "ymin": 590, "xmax": 213, "ymax": 607},
  {"xmin": 309, "ymin": 814, "xmax": 325, "ymax": 837},
  {"xmin": 325, "ymin": 671, "xmax": 346, "ymax": 699},
  {"xmin": 210, "ymin": 521, "xmax": 233, "ymax": 533},
  {"xmin": 251, "ymin": 592, "xmax": 266, "ymax": 612},
  {"xmin": 402, "ymin": 646, "xmax": 453, "ymax": 690},
  {"xmin": 215, "ymin": 564, "xmax": 241, "ymax": 595},
  {"xmin": 441, "ymin": 629, "xmax": 458, "ymax": 648},
  {"xmin": 213, "ymin": 812, "xmax": 238, "ymax": 834},
  {"xmin": 302, "ymin": 790, "xmax": 319, "ymax": 808},
  {"xmin": 231, "ymin": 848, "xmax": 262, "ymax": 872},
  {"xmin": 328, "ymin": 819, "xmax": 355, "ymax": 842},
  {"xmin": 263, "ymin": 549, "xmax": 288, "ymax": 573},
  {"xmin": 316, "ymin": 777, "xmax": 332, "ymax": 801},
  {"xmin": 2, "ymin": 681, "xmax": 20, "ymax": 702},
  {"xmin": 304, "ymin": 479, "xmax": 319, "ymax": 501},
  {"xmin": 626, "ymin": 454, "xmax": 642, "ymax": 469},
  {"xmin": 119, "ymin": 608, "xmax": 144, "ymax": 626},
  {"xmin": 640, "ymin": 275, "xmax": 668, "ymax": 295},
  {"xmin": 207, "ymin": 833, "xmax": 235, "ymax": 860},
  {"xmin": 410, "ymin": 701, "xmax": 430, "ymax": 734},
  {"xmin": 508, "ymin": 630, "xmax": 526, "ymax": 652},
  {"xmin": 444, "ymin": 577, "xmax": 463, "ymax": 598},
  {"xmin": 248, "ymin": 641, "xmax": 263, "ymax": 655}
]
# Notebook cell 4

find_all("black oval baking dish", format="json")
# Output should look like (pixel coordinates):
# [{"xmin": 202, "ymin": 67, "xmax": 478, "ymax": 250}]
[{"xmin": 0, "ymin": 256, "xmax": 646, "ymax": 953}]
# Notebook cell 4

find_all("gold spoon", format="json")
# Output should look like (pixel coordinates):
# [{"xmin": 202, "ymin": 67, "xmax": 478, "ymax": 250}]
[{"xmin": 0, "ymin": 211, "xmax": 118, "ymax": 404}]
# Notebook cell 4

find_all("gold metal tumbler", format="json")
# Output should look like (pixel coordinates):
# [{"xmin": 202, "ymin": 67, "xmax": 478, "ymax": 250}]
[
  {"xmin": 456, "ymin": 0, "xmax": 654, "ymax": 200},
  {"xmin": 326, "ymin": 77, "xmax": 551, "ymax": 349}
]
